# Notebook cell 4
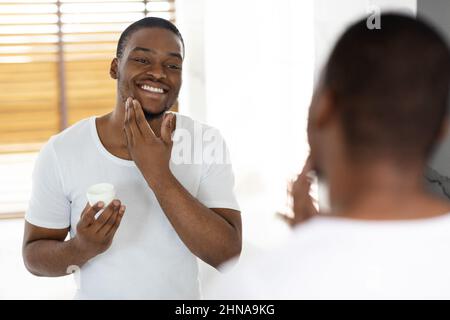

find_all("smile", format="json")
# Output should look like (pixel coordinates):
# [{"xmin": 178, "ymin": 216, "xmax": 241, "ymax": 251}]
[{"xmin": 139, "ymin": 84, "xmax": 166, "ymax": 94}]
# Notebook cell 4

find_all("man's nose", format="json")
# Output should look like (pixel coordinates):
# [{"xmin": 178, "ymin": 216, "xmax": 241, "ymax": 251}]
[{"xmin": 145, "ymin": 65, "xmax": 166, "ymax": 80}]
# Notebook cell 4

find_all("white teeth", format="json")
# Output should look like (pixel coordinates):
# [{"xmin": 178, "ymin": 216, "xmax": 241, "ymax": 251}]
[{"xmin": 140, "ymin": 84, "xmax": 164, "ymax": 93}]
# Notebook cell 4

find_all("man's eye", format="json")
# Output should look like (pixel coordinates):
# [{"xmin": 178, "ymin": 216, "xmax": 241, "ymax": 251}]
[
  {"xmin": 167, "ymin": 64, "xmax": 182, "ymax": 70},
  {"xmin": 133, "ymin": 58, "xmax": 149, "ymax": 64}
]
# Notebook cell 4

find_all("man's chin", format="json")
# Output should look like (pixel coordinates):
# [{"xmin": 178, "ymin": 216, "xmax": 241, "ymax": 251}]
[{"xmin": 142, "ymin": 106, "xmax": 168, "ymax": 120}]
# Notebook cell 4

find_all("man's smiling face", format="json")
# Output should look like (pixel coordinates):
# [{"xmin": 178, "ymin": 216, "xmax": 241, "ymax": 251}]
[{"xmin": 111, "ymin": 27, "xmax": 183, "ymax": 119}]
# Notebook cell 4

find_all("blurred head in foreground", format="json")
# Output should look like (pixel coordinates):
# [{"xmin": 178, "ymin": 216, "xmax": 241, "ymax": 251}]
[{"xmin": 307, "ymin": 13, "xmax": 450, "ymax": 217}]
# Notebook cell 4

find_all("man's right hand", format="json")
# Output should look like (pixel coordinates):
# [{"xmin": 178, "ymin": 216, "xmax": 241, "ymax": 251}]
[
  {"xmin": 74, "ymin": 200, "xmax": 126, "ymax": 259},
  {"xmin": 278, "ymin": 155, "xmax": 318, "ymax": 226}
]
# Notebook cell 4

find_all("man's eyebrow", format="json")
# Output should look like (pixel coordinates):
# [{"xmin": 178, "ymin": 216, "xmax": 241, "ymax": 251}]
[
  {"xmin": 131, "ymin": 47, "xmax": 183, "ymax": 60},
  {"xmin": 131, "ymin": 46, "xmax": 155, "ymax": 53},
  {"xmin": 168, "ymin": 52, "xmax": 183, "ymax": 60}
]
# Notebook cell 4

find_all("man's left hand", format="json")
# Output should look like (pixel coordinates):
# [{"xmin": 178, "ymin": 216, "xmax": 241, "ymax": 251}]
[{"xmin": 123, "ymin": 97, "xmax": 176, "ymax": 188}]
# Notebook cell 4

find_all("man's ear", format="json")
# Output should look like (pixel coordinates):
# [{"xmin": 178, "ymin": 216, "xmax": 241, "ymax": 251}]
[
  {"xmin": 314, "ymin": 89, "xmax": 336, "ymax": 129},
  {"xmin": 110, "ymin": 58, "xmax": 119, "ymax": 79}
]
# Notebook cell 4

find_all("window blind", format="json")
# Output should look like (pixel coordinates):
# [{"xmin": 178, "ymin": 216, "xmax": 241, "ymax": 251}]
[{"xmin": 0, "ymin": 0, "xmax": 176, "ymax": 151}]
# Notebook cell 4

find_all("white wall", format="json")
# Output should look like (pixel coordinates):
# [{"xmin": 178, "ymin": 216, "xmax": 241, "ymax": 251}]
[
  {"xmin": 203, "ymin": 0, "xmax": 315, "ymax": 248},
  {"xmin": 178, "ymin": 0, "xmax": 316, "ymax": 289},
  {"xmin": 175, "ymin": 0, "xmax": 207, "ymax": 122}
]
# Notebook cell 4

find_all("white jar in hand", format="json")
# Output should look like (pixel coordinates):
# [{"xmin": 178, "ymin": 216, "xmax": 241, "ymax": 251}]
[{"xmin": 86, "ymin": 183, "xmax": 115, "ymax": 207}]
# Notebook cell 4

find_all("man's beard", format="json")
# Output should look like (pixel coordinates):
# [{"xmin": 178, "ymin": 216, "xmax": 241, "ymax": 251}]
[
  {"xmin": 142, "ymin": 104, "xmax": 170, "ymax": 120},
  {"xmin": 118, "ymin": 78, "xmax": 171, "ymax": 120}
]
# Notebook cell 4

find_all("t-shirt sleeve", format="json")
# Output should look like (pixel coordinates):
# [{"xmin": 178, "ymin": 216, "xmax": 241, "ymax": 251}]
[
  {"xmin": 25, "ymin": 137, "xmax": 71, "ymax": 229},
  {"xmin": 196, "ymin": 129, "xmax": 240, "ymax": 211}
]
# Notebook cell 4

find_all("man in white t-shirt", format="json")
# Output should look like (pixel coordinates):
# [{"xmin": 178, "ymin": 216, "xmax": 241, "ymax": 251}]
[
  {"xmin": 22, "ymin": 17, "xmax": 242, "ymax": 299},
  {"xmin": 206, "ymin": 13, "xmax": 450, "ymax": 299}
]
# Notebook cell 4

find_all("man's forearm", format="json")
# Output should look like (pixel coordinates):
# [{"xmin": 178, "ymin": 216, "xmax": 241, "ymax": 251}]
[
  {"xmin": 23, "ymin": 238, "xmax": 91, "ymax": 277},
  {"xmin": 149, "ymin": 172, "xmax": 241, "ymax": 268}
]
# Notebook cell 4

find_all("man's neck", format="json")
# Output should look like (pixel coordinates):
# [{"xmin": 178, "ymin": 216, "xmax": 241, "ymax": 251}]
[
  {"xmin": 95, "ymin": 105, "xmax": 165, "ymax": 161},
  {"xmin": 324, "ymin": 160, "xmax": 450, "ymax": 220},
  {"xmin": 107, "ymin": 107, "xmax": 164, "ymax": 143}
]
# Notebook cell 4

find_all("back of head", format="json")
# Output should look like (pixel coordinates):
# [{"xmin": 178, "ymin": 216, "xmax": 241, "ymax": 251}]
[{"xmin": 324, "ymin": 13, "xmax": 450, "ymax": 163}]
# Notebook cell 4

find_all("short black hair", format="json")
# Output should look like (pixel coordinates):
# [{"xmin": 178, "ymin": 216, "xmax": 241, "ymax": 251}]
[
  {"xmin": 323, "ymin": 13, "xmax": 450, "ymax": 162},
  {"xmin": 116, "ymin": 17, "xmax": 184, "ymax": 59}
]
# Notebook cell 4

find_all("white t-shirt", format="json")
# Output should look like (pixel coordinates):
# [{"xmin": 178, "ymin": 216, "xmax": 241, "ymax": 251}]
[
  {"xmin": 25, "ymin": 113, "xmax": 240, "ymax": 299},
  {"xmin": 207, "ymin": 215, "xmax": 450, "ymax": 299}
]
